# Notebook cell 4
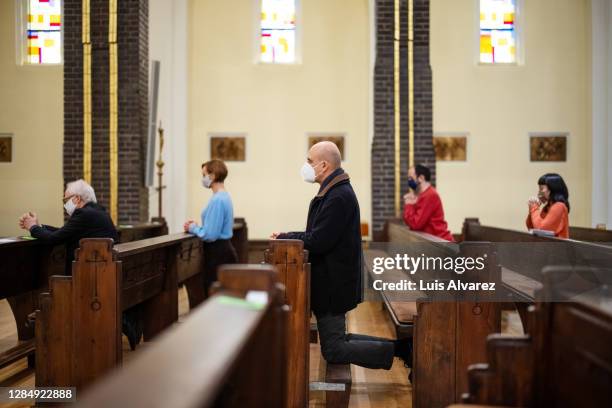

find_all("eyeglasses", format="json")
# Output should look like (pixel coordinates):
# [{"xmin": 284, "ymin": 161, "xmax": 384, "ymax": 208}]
[{"xmin": 62, "ymin": 194, "xmax": 76, "ymax": 204}]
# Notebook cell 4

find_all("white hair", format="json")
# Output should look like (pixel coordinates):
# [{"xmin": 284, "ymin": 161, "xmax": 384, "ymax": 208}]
[{"xmin": 66, "ymin": 179, "xmax": 97, "ymax": 204}]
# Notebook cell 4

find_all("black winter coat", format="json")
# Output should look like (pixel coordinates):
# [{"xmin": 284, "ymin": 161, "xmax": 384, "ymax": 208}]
[
  {"xmin": 30, "ymin": 202, "xmax": 119, "ymax": 274},
  {"xmin": 279, "ymin": 168, "xmax": 363, "ymax": 315}
]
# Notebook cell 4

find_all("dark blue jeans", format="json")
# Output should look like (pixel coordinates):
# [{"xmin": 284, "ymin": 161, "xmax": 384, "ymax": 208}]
[{"xmin": 315, "ymin": 312, "xmax": 395, "ymax": 370}]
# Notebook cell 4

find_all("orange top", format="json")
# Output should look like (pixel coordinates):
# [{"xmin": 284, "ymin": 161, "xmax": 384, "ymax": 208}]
[{"xmin": 525, "ymin": 202, "xmax": 569, "ymax": 238}]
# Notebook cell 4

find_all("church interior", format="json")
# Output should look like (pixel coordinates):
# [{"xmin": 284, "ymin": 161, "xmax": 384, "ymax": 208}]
[{"xmin": 0, "ymin": 0, "xmax": 611, "ymax": 407}]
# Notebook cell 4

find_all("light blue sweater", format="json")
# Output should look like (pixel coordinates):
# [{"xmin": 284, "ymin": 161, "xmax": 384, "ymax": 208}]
[{"xmin": 189, "ymin": 191, "xmax": 234, "ymax": 242}]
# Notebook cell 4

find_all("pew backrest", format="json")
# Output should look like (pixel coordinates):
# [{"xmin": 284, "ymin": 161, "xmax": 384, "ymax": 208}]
[
  {"xmin": 462, "ymin": 218, "xmax": 612, "ymax": 302},
  {"xmin": 35, "ymin": 234, "xmax": 205, "ymax": 390},
  {"xmin": 0, "ymin": 239, "xmax": 65, "ymax": 299},
  {"xmin": 379, "ymin": 219, "xmax": 501, "ymax": 407},
  {"xmin": 77, "ymin": 265, "xmax": 288, "ymax": 408},
  {"xmin": 232, "ymin": 217, "xmax": 249, "ymax": 263},
  {"xmin": 386, "ymin": 218, "xmax": 450, "ymax": 243},
  {"xmin": 569, "ymin": 225, "xmax": 612, "ymax": 245},
  {"xmin": 116, "ymin": 221, "xmax": 169, "ymax": 243},
  {"xmin": 462, "ymin": 266, "xmax": 612, "ymax": 407},
  {"xmin": 264, "ymin": 239, "xmax": 310, "ymax": 408}
]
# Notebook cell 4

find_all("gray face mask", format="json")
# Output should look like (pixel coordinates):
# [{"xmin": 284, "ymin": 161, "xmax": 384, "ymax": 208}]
[{"xmin": 201, "ymin": 175, "xmax": 213, "ymax": 188}]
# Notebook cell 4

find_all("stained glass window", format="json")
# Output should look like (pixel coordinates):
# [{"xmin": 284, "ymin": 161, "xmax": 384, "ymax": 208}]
[
  {"xmin": 260, "ymin": 0, "xmax": 296, "ymax": 64},
  {"xmin": 25, "ymin": 0, "xmax": 62, "ymax": 64},
  {"xmin": 479, "ymin": 0, "xmax": 516, "ymax": 64}
]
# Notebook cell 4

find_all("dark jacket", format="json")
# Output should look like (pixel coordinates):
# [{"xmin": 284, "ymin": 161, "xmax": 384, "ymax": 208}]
[
  {"xmin": 30, "ymin": 202, "xmax": 119, "ymax": 274},
  {"xmin": 279, "ymin": 168, "xmax": 363, "ymax": 315}
]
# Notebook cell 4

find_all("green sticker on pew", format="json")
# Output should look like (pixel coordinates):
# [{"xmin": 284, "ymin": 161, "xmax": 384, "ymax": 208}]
[
  {"xmin": 217, "ymin": 295, "xmax": 265, "ymax": 311},
  {"xmin": 21, "ymin": 236, "xmax": 37, "ymax": 240}
]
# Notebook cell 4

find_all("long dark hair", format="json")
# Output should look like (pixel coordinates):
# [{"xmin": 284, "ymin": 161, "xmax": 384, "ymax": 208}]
[{"xmin": 538, "ymin": 173, "xmax": 570, "ymax": 213}]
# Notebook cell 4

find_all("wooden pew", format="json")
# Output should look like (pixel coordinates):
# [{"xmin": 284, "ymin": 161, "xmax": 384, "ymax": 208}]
[
  {"xmin": 462, "ymin": 218, "xmax": 612, "ymax": 322},
  {"xmin": 116, "ymin": 219, "xmax": 168, "ymax": 243},
  {"xmin": 460, "ymin": 266, "xmax": 612, "ymax": 407},
  {"xmin": 569, "ymin": 225, "xmax": 612, "ymax": 244},
  {"xmin": 263, "ymin": 240, "xmax": 312, "ymax": 408},
  {"xmin": 369, "ymin": 219, "xmax": 502, "ymax": 408},
  {"xmin": 265, "ymin": 239, "xmax": 352, "ymax": 408},
  {"xmin": 380, "ymin": 219, "xmax": 452, "ymax": 339},
  {"xmin": 0, "ymin": 217, "xmax": 249, "ymax": 372},
  {"xmin": 0, "ymin": 238, "xmax": 64, "ymax": 370},
  {"xmin": 0, "ymin": 222, "xmax": 170, "ymax": 371},
  {"xmin": 76, "ymin": 264, "xmax": 288, "ymax": 408},
  {"xmin": 117, "ymin": 217, "xmax": 249, "ymax": 260},
  {"xmin": 35, "ymin": 233, "xmax": 204, "ymax": 390},
  {"xmin": 232, "ymin": 217, "xmax": 249, "ymax": 263}
]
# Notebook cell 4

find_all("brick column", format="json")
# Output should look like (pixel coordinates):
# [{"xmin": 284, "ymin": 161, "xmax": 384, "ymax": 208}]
[
  {"xmin": 63, "ymin": 0, "xmax": 149, "ymax": 223},
  {"xmin": 413, "ymin": 0, "xmax": 435, "ymax": 176},
  {"xmin": 372, "ymin": 0, "xmax": 434, "ymax": 239}
]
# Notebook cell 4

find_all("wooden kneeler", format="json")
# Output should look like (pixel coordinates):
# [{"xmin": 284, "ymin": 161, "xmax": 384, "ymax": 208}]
[
  {"xmin": 308, "ymin": 323, "xmax": 352, "ymax": 408},
  {"xmin": 35, "ymin": 239, "xmax": 121, "ymax": 390},
  {"xmin": 310, "ymin": 360, "xmax": 352, "ymax": 408}
]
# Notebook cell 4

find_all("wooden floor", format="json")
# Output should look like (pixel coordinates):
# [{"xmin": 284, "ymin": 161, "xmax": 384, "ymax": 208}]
[{"xmin": 0, "ymin": 291, "xmax": 522, "ymax": 408}]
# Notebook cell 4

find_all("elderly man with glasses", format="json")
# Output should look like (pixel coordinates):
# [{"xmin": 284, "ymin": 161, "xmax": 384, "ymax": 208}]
[
  {"xmin": 19, "ymin": 179, "xmax": 119, "ymax": 272},
  {"xmin": 17, "ymin": 180, "xmax": 143, "ymax": 350}
]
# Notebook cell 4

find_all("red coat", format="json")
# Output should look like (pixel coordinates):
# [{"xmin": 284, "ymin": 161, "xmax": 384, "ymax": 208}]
[{"xmin": 403, "ymin": 186, "xmax": 454, "ymax": 242}]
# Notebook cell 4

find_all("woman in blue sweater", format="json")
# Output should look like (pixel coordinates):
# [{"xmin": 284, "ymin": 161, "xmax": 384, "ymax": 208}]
[{"xmin": 184, "ymin": 159, "xmax": 238, "ymax": 296}]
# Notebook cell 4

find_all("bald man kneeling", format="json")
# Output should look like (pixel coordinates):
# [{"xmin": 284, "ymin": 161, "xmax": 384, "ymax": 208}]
[{"xmin": 271, "ymin": 142, "xmax": 412, "ymax": 371}]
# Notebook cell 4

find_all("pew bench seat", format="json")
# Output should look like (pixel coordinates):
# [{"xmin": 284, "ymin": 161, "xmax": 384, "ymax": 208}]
[
  {"xmin": 0, "ymin": 340, "xmax": 35, "ymax": 369},
  {"xmin": 381, "ymin": 292, "xmax": 416, "ymax": 338},
  {"xmin": 364, "ymin": 248, "xmax": 416, "ymax": 339}
]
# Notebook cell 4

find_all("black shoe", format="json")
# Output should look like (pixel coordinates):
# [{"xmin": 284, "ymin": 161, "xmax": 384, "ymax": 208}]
[
  {"xmin": 394, "ymin": 337, "xmax": 413, "ymax": 368},
  {"xmin": 122, "ymin": 316, "xmax": 142, "ymax": 351}
]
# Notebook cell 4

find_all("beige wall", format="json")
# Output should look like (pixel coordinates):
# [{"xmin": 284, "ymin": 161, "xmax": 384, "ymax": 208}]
[
  {"xmin": 0, "ymin": 0, "xmax": 595, "ymax": 238},
  {"xmin": 188, "ymin": 0, "xmax": 371, "ymax": 239},
  {"xmin": 149, "ymin": 0, "xmax": 189, "ymax": 233},
  {"xmin": 0, "ymin": 0, "xmax": 64, "ymax": 236},
  {"xmin": 431, "ymin": 0, "xmax": 592, "ymax": 233}
]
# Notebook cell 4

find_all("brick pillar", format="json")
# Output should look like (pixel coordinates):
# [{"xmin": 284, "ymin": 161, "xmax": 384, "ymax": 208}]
[
  {"xmin": 63, "ymin": 0, "xmax": 84, "ymax": 192},
  {"xmin": 372, "ymin": 0, "xmax": 434, "ymax": 239},
  {"xmin": 413, "ymin": 0, "xmax": 435, "ymax": 176},
  {"xmin": 63, "ymin": 0, "xmax": 149, "ymax": 224}
]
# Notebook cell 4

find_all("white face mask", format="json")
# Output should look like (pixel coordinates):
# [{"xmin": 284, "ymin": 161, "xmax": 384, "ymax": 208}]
[
  {"xmin": 64, "ymin": 197, "xmax": 77, "ymax": 216},
  {"xmin": 201, "ymin": 175, "xmax": 213, "ymax": 188},
  {"xmin": 301, "ymin": 162, "xmax": 317, "ymax": 183}
]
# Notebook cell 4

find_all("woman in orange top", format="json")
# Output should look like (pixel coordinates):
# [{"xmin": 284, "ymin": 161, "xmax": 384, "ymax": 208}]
[{"xmin": 526, "ymin": 173, "xmax": 570, "ymax": 238}]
